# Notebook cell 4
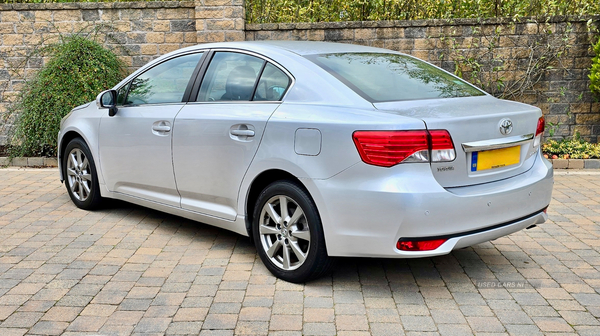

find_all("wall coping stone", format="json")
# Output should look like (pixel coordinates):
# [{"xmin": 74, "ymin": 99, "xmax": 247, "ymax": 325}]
[
  {"xmin": 0, "ymin": 1, "xmax": 195, "ymax": 11},
  {"xmin": 246, "ymin": 15, "xmax": 600, "ymax": 31}
]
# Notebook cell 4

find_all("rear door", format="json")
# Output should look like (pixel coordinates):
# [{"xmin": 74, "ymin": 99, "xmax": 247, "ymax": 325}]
[{"xmin": 172, "ymin": 51, "xmax": 292, "ymax": 220}]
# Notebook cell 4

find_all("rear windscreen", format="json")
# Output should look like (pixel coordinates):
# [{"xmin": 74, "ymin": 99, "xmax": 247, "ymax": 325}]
[{"xmin": 306, "ymin": 53, "xmax": 485, "ymax": 102}]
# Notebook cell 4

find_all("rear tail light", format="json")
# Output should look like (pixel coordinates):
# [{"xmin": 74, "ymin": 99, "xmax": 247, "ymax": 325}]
[
  {"xmin": 429, "ymin": 130, "xmax": 456, "ymax": 162},
  {"xmin": 397, "ymin": 238, "xmax": 447, "ymax": 251},
  {"xmin": 533, "ymin": 116, "xmax": 545, "ymax": 148},
  {"xmin": 353, "ymin": 130, "xmax": 455, "ymax": 167}
]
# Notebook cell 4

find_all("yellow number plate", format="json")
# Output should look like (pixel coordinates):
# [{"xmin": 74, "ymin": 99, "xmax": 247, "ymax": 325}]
[{"xmin": 471, "ymin": 146, "xmax": 520, "ymax": 171}]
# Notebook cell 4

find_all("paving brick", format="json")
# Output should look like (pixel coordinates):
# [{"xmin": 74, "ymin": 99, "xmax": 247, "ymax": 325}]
[
  {"xmin": 239, "ymin": 306, "xmax": 271, "ymax": 321},
  {"xmin": 269, "ymin": 314, "xmax": 302, "ymax": 331},
  {"xmin": 400, "ymin": 315, "xmax": 437, "ymax": 331},
  {"xmin": 0, "ymin": 171, "xmax": 598, "ymax": 335},
  {"xmin": 532, "ymin": 316, "xmax": 575, "ymax": 332},
  {"xmin": 466, "ymin": 316, "xmax": 505, "ymax": 333},
  {"xmin": 66, "ymin": 315, "xmax": 107, "ymax": 332},
  {"xmin": 132, "ymin": 317, "xmax": 171, "ymax": 333},
  {"xmin": 202, "ymin": 313, "xmax": 238, "ymax": 330},
  {"xmin": 303, "ymin": 322, "xmax": 337, "ymax": 335}
]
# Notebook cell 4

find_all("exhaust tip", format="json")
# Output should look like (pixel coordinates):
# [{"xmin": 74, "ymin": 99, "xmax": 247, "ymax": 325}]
[{"xmin": 526, "ymin": 224, "xmax": 537, "ymax": 230}]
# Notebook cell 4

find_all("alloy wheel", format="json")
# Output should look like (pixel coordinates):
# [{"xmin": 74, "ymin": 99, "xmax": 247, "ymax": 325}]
[
  {"xmin": 66, "ymin": 148, "xmax": 92, "ymax": 202},
  {"xmin": 258, "ymin": 195, "xmax": 311, "ymax": 271}
]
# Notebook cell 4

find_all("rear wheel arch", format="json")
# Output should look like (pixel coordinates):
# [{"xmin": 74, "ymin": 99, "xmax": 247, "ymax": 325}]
[{"xmin": 245, "ymin": 169, "xmax": 308, "ymax": 237}]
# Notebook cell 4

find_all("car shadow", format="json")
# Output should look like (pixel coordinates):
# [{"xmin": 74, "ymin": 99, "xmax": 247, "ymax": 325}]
[{"xmin": 92, "ymin": 201, "xmax": 528, "ymax": 289}]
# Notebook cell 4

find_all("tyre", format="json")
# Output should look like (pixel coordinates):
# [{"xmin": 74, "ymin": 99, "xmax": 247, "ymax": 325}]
[
  {"xmin": 63, "ymin": 137, "xmax": 103, "ymax": 210},
  {"xmin": 252, "ymin": 180, "xmax": 333, "ymax": 283}
]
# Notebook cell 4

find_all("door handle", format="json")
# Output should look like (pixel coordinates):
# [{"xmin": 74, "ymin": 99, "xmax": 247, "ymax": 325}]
[
  {"xmin": 230, "ymin": 129, "xmax": 255, "ymax": 137},
  {"xmin": 152, "ymin": 125, "xmax": 171, "ymax": 132}
]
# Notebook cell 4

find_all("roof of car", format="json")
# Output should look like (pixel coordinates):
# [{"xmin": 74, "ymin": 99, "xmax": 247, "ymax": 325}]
[{"xmin": 186, "ymin": 40, "xmax": 390, "ymax": 56}]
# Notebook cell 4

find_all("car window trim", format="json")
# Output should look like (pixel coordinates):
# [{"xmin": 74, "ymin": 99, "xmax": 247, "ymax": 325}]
[
  {"xmin": 182, "ymin": 52, "xmax": 210, "ymax": 102},
  {"xmin": 250, "ymin": 61, "xmax": 267, "ymax": 101},
  {"xmin": 188, "ymin": 48, "xmax": 295, "ymax": 104},
  {"xmin": 121, "ymin": 50, "xmax": 206, "ymax": 107},
  {"xmin": 187, "ymin": 49, "xmax": 215, "ymax": 103}
]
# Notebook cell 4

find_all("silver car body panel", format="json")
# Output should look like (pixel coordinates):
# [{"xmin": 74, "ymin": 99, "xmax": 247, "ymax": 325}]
[
  {"xmin": 173, "ymin": 102, "xmax": 279, "ymax": 220},
  {"xmin": 58, "ymin": 41, "xmax": 554, "ymax": 259},
  {"xmin": 98, "ymin": 103, "xmax": 183, "ymax": 207}
]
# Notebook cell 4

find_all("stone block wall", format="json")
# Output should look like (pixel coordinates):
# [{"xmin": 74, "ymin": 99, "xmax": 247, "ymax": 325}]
[
  {"xmin": 0, "ymin": 0, "xmax": 244, "ymax": 144},
  {"xmin": 246, "ymin": 17, "xmax": 600, "ymax": 141},
  {"xmin": 0, "ymin": 2, "xmax": 598, "ymax": 143}
]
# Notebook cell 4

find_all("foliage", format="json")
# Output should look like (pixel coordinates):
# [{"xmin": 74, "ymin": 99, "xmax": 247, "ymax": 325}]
[
  {"xmin": 543, "ymin": 134, "xmax": 600, "ymax": 159},
  {"xmin": 0, "ymin": 0, "xmax": 154, "ymax": 2},
  {"xmin": 7, "ymin": 34, "xmax": 125, "ymax": 157},
  {"xmin": 437, "ymin": 20, "xmax": 572, "ymax": 101},
  {"xmin": 591, "ymin": 36, "xmax": 600, "ymax": 96},
  {"xmin": 247, "ymin": 0, "xmax": 600, "ymax": 23}
]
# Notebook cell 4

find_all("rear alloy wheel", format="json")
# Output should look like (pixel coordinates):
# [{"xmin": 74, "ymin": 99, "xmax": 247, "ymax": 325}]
[
  {"xmin": 63, "ymin": 138, "xmax": 103, "ymax": 210},
  {"xmin": 253, "ymin": 181, "xmax": 333, "ymax": 283}
]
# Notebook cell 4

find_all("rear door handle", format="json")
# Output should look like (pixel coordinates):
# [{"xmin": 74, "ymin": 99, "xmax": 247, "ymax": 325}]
[{"xmin": 230, "ymin": 129, "xmax": 255, "ymax": 137}]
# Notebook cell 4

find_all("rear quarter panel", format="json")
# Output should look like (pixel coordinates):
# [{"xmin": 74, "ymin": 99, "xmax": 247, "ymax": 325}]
[{"xmin": 238, "ymin": 103, "xmax": 428, "ymax": 236}]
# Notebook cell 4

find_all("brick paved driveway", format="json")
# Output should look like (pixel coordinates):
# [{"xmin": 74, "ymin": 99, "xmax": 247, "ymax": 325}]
[{"xmin": 0, "ymin": 168, "xmax": 599, "ymax": 335}]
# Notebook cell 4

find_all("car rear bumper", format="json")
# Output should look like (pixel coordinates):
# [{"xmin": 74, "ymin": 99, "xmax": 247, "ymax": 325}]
[{"xmin": 310, "ymin": 151, "xmax": 553, "ymax": 258}]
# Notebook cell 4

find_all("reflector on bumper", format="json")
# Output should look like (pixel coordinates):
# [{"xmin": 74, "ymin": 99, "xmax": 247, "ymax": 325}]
[{"xmin": 396, "ymin": 239, "xmax": 447, "ymax": 251}]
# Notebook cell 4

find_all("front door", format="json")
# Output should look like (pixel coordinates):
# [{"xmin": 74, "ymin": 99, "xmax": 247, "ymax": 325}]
[{"xmin": 98, "ymin": 52, "xmax": 204, "ymax": 207}]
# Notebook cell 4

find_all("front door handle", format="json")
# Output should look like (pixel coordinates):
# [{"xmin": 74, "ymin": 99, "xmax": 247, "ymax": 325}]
[
  {"xmin": 152, "ymin": 125, "xmax": 171, "ymax": 132},
  {"xmin": 152, "ymin": 121, "xmax": 171, "ymax": 136},
  {"xmin": 230, "ymin": 129, "xmax": 255, "ymax": 137}
]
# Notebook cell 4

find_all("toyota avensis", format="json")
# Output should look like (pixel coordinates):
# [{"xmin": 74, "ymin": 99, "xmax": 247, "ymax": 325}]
[{"xmin": 59, "ymin": 41, "xmax": 553, "ymax": 282}]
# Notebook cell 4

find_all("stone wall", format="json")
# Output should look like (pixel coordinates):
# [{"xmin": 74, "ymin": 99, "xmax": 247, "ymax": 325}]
[
  {"xmin": 246, "ymin": 17, "xmax": 600, "ymax": 141},
  {"xmin": 0, "ymin": 2, "xmax": 599, "ymax": 143},
  {"xmin": 0, "ymin": 0, "xmax": 244, "ymax": 144}
]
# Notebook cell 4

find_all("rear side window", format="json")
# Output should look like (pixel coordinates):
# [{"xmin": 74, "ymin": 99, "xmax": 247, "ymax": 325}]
[
  {"xmin": 307, "ymin": 53, "xmax": 484, "ymax": 102},
  {"xmin": 254, "ymin": 63, "xmax": 291, "ymax": 101}
]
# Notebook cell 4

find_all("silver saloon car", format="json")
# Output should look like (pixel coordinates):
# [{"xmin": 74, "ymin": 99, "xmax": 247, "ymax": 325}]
[{"xmin": 59, "ymin": 41, "xmax": 553, "ymax": 283}]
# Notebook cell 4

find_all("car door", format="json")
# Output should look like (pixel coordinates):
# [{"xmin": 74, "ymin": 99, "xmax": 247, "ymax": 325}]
[
  {"xmin": 98, "ymin": 52, "xmax": 205, "ymax": 207},
  {"xmin": 173, "ymin": 51, "xmax": 292, "ymax": 220}
]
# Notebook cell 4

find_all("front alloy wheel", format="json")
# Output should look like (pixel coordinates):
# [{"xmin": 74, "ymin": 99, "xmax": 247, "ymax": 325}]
[
  {"xmin": 253, "ymin": 181, "xmax": 333, "ymax": 283},
  {"xmin": 63, "ymin": 138, "xmax": 103, "ymax": 210},
  {"xmin": 66, "ymin": 148, "xmax": 92, "ymax": 202}
]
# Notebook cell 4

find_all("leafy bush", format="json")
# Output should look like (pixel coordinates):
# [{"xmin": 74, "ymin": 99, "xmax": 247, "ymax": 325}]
[
  {"xmin": 247, "ymin": 0, "xmax": 600, "ymax": 23},
  {"xmin": 591, "ymin": 37, "xmax": 600, "ymax": 96},
  {"xmin": 9, "ymin": 34, "xmax": 125, "ymax": 157},
  {"xmin": 543, "ymin": 134, "xmax": 600, "ymax": 159}
]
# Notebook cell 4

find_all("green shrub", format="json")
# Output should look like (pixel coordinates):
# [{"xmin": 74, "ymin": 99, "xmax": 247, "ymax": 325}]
[
  {"xmin": 543, "ymin": 134, "xmax": 600, "ymax": 159},
  {"xmin": 9, "ymin": 35, "xmax": 125, "ymax": 157},
  {"xmin": 247, "ymin": 0, "xmax": 600, "ymax": 23},
  {"xmin": 591, "ymin": 37, "xmax": 600, "ymax": 96}
]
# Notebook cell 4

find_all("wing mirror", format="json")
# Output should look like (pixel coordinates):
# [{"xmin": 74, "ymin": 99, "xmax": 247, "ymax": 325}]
[{"xmin": 97, "ymin": 90, "xmax": 118, "ymax": 117}]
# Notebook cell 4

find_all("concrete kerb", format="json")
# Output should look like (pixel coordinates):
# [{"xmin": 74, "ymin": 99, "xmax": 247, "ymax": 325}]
[
  {"xmin": 0, "ymin": 157, "xmax": 58, "ymax": 167},
  {"xmin": 1, "ymin": 157, "xmax": 600, "ymax": 170}
]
